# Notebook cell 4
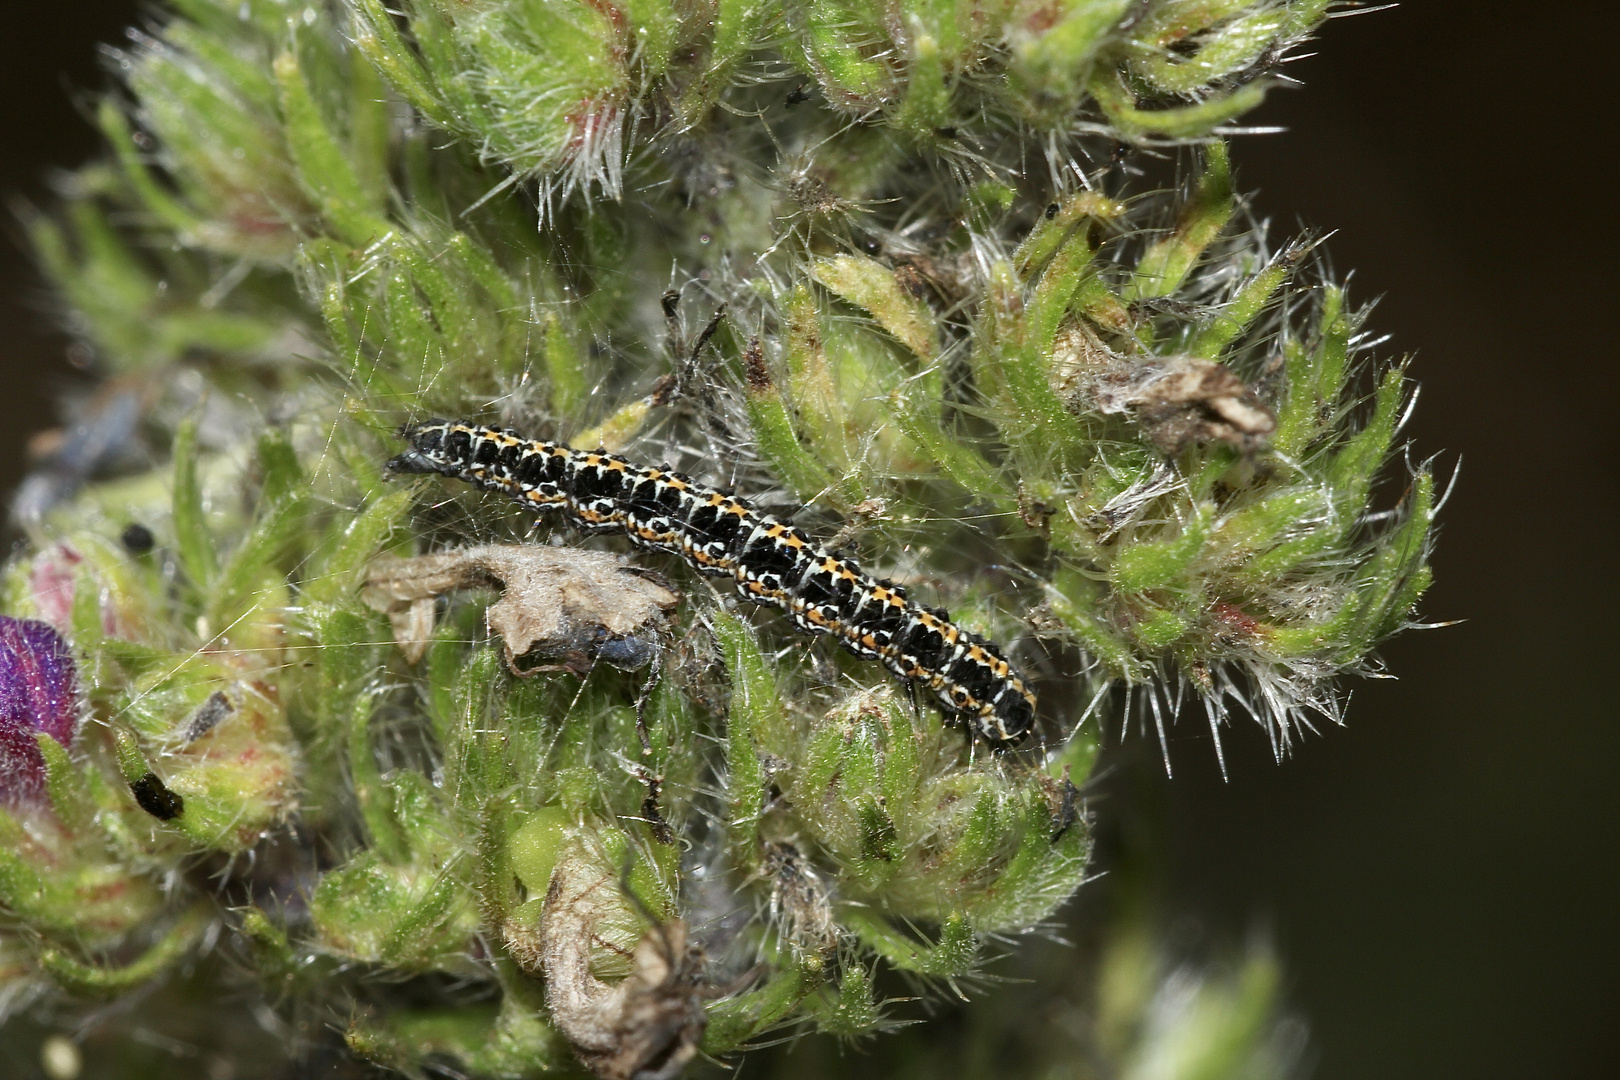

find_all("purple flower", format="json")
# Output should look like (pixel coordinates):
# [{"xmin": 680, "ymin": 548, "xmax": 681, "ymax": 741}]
[{"xmin": 0, "ymin": 617, "xmax": 80, "ymax": 806}]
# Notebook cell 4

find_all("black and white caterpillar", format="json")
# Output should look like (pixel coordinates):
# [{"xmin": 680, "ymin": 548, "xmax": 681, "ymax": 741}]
[{"xmin": 388, "ymin": 420, "xmax": 1038, "ymax": 744}]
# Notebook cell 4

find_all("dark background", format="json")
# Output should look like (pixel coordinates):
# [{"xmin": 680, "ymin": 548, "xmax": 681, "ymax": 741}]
[{"xmin": 1, "ymin": 3, "xmax": 1614, "ymax": 1078}]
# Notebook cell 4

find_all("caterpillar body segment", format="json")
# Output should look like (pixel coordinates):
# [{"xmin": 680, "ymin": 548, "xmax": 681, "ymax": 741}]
[{"xmin": 389, "ymin": 419, "xmax": 1038, "ymax": 744}]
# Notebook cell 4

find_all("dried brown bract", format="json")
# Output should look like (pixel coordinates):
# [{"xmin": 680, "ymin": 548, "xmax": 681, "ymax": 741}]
[
  {"xmin": 528, "ymin": 853, "xmax": 707, "ymax": 1080},
  {"xmin": 742, "ymin": 336, "xmax": 771, "ymax": 392},
  {"xmin": 783, "ymin": 168, "xmax": 848, "ymax": 218},
  {"xmin": 763, "ymin": 842, "xmax": 838, "ymax": 959},
  {"xmin": 363, "ymin": 545, "xmax": 679, "ymax": 674},
  {"xmin": 1116, "ymin": 356, "xmax": 1277, "ymax": 456},
  {"xmin": 1039, "ymin": 766, "xmax": 1084, "ymax": 843},
  {"xmin": 628, "ymin": 762, "xmax": 676, "ymax": 846},
  {"xmin": 890, "ymin": 249, "xmax": 975, "ymax": 308},
  {"xmin": 1052, "ymin": 325, "xmax": 1277, "ymax": 455}
]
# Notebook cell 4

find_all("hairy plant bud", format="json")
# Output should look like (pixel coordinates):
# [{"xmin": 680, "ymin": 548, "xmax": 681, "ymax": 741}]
[{"xmin": 0, "ymin": 617, "xmax": 78, "ymax": 806}]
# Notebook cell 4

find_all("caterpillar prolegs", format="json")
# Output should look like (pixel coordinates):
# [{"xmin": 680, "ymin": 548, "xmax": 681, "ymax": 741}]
[{"xmin": 388, "ymin": 420, "xmax": 1038, "ymax": 744}]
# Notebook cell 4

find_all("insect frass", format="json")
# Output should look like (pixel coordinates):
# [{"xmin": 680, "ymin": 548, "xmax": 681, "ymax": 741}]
[{"xmin": 388, "ymin": 420, "xmax": 1038, "ymax": 743}]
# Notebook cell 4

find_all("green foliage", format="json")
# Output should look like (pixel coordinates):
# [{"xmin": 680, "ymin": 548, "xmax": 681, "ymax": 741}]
[{"xmin": 0, "ymin": 1, "xmax": 1433, "ymax": 1078}]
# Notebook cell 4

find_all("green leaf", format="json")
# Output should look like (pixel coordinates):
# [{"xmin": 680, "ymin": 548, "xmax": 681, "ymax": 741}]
[
  {"xmin": 37, "ymin": 904, "xmax": 210, "ymax": 996},
  {"xmin": 1127, "ymin": 144, "xmax": 1234, "ymax": 301},
  {"xmin": 170, "ymin": 414, "xmax": 218, "ymax": 594},
  {"xmin": 714, "ymin": 611, "xmax": 777, "ymax": 863},
  {"xmin": 1110, "ymin": 503, "xmax": 1215, "ymax": 593},
  {"xmin": 274, "ymin": 49, "xmax": 390, "ymax": 247}
]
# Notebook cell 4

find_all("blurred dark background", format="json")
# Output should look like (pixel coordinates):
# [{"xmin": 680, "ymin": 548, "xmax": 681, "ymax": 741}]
[{"xmin": 1, "ymin": 2, "xmax": 1614, "ymax": 1078}]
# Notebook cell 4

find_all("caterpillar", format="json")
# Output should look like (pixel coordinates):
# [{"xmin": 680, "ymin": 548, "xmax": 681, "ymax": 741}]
[{"xmin": 388, "ymin": 420, "xmax": 1038, "ymax": 744}]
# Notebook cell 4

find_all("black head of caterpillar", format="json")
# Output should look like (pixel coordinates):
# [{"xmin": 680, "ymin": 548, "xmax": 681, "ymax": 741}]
[{"xmin": 388, "ymin": 419, "xmax": 1039, "ymax": 745}]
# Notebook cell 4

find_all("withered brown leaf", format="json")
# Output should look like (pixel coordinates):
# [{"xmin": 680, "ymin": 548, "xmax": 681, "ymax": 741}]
[
  {"xmin": 363, "ymin": 545, "xmax": 679, "ymax": 674},
  {"xmin": 506, "ymin": 852, "xmax": 707, "ymax": 1080},
  {"xmin": 1051, "ymin": 323, "xmax": 1277, "ymax": 455}
]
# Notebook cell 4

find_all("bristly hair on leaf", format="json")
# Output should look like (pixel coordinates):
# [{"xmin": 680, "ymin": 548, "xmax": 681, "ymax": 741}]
[{"xmin": 0, "ymin": 1, "xmax": 1433, "ymax": 1077}]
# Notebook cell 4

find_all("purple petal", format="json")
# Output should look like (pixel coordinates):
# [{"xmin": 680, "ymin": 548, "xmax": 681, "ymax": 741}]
[{"xmin": 0, "ymin": 616, "xmax": 80, "ymax": 806}]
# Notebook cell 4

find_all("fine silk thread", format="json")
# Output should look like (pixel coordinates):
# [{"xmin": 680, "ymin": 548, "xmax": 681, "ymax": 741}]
[{"xmin": 388, "ymin": 420, "xmax": 1038, "ymax": 743}]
